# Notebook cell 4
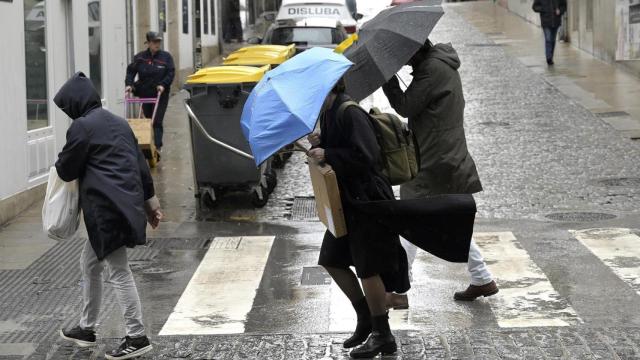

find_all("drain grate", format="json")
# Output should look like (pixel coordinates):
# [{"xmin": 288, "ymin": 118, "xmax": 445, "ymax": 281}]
[
  {"xmin": 545, "ymin": 212, "xmax": 616, "ymax": 222},
  {"xmin": 597, "ymin": 177, "xmax": 640, "ymax": 187},
  {"xmin": 146, "ymin": 237, "xmax": 212, "ymax": 250},
  {"xmin": 130, "ymin": 263, "xmax": 175, "ymax": 274},
  {"xmin": 300, "ymin": 266, "xmax": 332, "ymax": 286},
  {"xmin": 128, "ymin": 247, "xmax": 159, "ymax": 261},
  {"xmin": 0, "ymin": 238, "xmax": 118, "ymax": 343},
  {"xmin": 465, "ymin": 43, "xmax": 504, "ymax": 47},
  {"xmin": 597, "ymin": 111, "xmax": 630, "ymax": 118},
  {"xmin": 291, "ymin": 197, "xmax": 319, "ymax": 221},
  {"xmin": 479, "ymin": 121, "xmax": 510, "ymax": 127},
  {"xmin": 209, "ymin": 237, "xmax": 242, "ymax": 250}
]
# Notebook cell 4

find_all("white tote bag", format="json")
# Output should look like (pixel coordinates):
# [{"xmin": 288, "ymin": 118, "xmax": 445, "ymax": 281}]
[{"xmin": 42, "ymin": 167, "xmax": 81, "ymax": 240}]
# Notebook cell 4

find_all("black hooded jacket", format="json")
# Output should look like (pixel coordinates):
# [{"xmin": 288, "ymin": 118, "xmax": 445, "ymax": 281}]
[
  {"xmin": 55, "ymin": 72, "xmax": 154, "ymax": 260},
  {"xmin": 532, "ymin": 0, "xmax": 567, "ymax": 28}
]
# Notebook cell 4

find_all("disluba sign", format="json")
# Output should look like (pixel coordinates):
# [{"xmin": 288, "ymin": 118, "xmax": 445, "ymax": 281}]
[{"xmin": 287, "ymin": 7, "xmax": 341, "ymax": 16}]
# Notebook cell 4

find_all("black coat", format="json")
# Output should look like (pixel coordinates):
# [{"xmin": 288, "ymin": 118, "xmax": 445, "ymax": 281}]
[
  {"xmin": 125, "ymin": 49, "xmax": 175, "ymax": 97},
  {"xmin": 383, "ymin": 44, "xmax": 482, "ymax": 198},
  {"xmin": 320, "ymin": 94, "xmax": 409, "ymax": 292},
  {"xmin": 354, "ymin": 194, "xmax": 476, "ymax": 263},
  {"xmin": 322, "ymin": 94, "xmax": 394, "ymax": 206},
  {"xmin": 54, "ymin": 72, "xmax": 155, "ymax": 260},
  {"xmin": 323, "ymin": 97, "xmax": 476, "ymax": 264},
  {"xmin": 532, "ymin": 0, "xmax": 567, "ymax": 28}
]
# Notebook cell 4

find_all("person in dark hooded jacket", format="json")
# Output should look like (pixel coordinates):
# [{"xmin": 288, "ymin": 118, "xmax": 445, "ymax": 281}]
[
  {"xmin": 532, "ymin": 0, "xmax": 567, "ymax": 65},
  {"xmin": 56, "ymin": 72, "xmax": 161, "ymax": 359},
  {"xmin": 382, "ymin": 42, "xmax": 498, "ymax": 305}
]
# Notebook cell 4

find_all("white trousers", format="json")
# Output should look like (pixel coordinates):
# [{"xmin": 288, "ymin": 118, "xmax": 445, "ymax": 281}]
[
  {"xmin": 78, "ymin": 240, "xmax": 146, "ymax": 337},
  {"xmin": 400, "ymin": 237, "xmax": 493, "ymax": 286}
]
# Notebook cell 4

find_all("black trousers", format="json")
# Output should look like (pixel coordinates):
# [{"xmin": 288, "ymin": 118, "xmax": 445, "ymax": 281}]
[{"xmin": 142, "ymin": 91, "xmax": 169, "ymax": 148}]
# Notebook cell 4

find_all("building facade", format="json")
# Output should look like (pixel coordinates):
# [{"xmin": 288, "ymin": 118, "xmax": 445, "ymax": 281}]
[
  {"xmin": 498, "ymin": 0, "xmax": 640, "ymax": 75},
  {"xmin": 0, "ymin": 0, "xmax": 222, "ymax": 225}
]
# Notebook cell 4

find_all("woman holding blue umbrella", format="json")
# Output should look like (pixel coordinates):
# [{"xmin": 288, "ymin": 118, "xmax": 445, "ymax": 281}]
[
  {"xmin": 308, "ymin": 80, "xmax": 409, "ymax": 359},
  {"xmin": 241, "ymin": 48, "xmax": 408, "ymax": 358}
]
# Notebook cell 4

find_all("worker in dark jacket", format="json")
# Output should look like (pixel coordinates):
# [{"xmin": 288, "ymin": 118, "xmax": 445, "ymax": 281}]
[
  {"xmin": 532, "ymin": 0, "xmax": 567, "ymax": 65},
  {"xmin": 125, "ymin": 31, "xmax": 175, "ymax": 152},
  {"xmin": 56, "ymin": 72, "xmax": 162, "ymax": 360},
  {"xmin": 308, "ymin": 80, "xmax": 409, "ymax": 359},
  {"xmin": 382, "ymin": 42, "xmax": 498, "ymax": 305}
]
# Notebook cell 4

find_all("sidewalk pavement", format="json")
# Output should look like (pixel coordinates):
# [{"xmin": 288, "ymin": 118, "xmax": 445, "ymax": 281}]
[
  {"xmin": 27, "ymin": 328, "xmax": 640, "ymax": 360},
  {"xmin": 451, "ymin": 1, "xmax": 640, "ymax": 140}
]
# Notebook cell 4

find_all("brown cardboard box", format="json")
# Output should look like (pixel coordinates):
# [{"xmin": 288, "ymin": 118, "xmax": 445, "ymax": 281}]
[{"xmin": 308, "ymin": 157, "xmax": 348, "ymax": 238}]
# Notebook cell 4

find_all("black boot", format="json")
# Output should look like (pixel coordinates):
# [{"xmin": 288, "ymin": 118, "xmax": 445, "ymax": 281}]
[
  {"xmin": 343, "ymin": 297, "xmax": 372, "ymax": 348},
  {"xmin": 350, "ymin": 313, "xmax": 397, "ymax": 358}
]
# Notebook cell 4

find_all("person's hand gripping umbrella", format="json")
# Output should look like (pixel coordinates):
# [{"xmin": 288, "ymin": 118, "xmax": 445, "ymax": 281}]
[{"xmin": 240, "ymin": 47, "xmax": 353, "ymax": 166}]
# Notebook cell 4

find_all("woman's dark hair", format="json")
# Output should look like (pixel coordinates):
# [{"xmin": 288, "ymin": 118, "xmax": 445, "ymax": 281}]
[{"xmin": 331, "ymin": 78, "xmax": 346, "ymax": 94}]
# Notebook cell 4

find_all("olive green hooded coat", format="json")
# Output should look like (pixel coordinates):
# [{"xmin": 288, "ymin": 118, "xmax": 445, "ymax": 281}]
[{"xmin": 382, "ymin": 43, "xmax": 482, "ymax": 198}]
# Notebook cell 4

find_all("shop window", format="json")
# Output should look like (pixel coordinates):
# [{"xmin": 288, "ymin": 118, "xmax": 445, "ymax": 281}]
[
  {"xmin": 572, "ymin": 1, "xmax": 578, "ymax": 32},
  {"xmin": 24, "ymin": 0, "xmax": 49, "ymax": 130},
  {"xmin": 204, "ymin": 0, "xmax": 209, "ymax": 34},
  {"xmin": 182, "ymin": 0, "xmax": 189, "ymax": 34},
  {"xmin": 211, "ymin": 0, "xmax": 216, "ymax": 35},
  {"xmin": 586, "ymin": 0, "xmax": 594, "ymax": 31},
  {"xmin": 88, "ymin": 0, "xmax": 102, "ymax": 97},
  {"xmin": 195, "ymin": 0, "xmax": 201, "ymax": 38},
  {"xmin": 159, "ymin": 0, "xmax": 167, "ymax": 33}
]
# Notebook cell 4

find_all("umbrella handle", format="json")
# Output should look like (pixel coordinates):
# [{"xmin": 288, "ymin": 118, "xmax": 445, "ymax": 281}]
[
  {"xmin": 396, "ymin": 74, "xmax": 409, "ymax": 89},
  {"xmin": 276, "ymin": 140, "xmax": 309, "ymax": 155},
  {"xmin": 183, "ymin": 100, "xmax": 255, "ymax": 160}
]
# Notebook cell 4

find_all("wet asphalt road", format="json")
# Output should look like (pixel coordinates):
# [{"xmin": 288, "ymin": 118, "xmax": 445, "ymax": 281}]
[{"xmin": 3, "ymin": 2, "xmax": 640, "ymax": 359}]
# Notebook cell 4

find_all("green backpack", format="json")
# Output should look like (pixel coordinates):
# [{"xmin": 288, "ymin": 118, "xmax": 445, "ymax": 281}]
[{"xmin": 337, "ymin": 101, "xmax": 420, "ymax": 186}]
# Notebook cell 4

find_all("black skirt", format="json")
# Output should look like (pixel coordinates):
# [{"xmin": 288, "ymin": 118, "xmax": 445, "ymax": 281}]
[{"xmin": 318, "ymin": 209, "xmax": 411, "ymax": 294}]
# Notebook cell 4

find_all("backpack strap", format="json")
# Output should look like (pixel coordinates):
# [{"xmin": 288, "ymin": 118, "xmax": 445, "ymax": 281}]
[{"xmin": 336, "ymin": 100, "xmax": 361, "ymax": 123}]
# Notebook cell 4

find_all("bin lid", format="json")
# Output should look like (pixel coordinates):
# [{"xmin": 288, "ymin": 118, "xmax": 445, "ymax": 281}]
[
  {"xmin": 186, "ymin": 65, "xmax": 270, "ymax": 84},
  {"xmin": 222, "ymin": 44, "xmax": 295, "ymax": 66}
]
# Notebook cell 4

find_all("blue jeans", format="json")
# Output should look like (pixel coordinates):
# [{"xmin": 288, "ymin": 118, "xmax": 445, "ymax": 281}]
[{"xmin": 543, "ymin": 26, "xmax": 559, "ymax": 62}]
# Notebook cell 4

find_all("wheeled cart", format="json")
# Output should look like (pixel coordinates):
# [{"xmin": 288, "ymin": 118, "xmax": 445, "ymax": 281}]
[{"xmin": 126, "ymin": 93, "xmax": 161, "ymax": 168}]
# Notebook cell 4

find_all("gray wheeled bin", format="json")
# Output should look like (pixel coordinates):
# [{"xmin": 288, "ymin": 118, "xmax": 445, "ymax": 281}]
[{"xmin": 183, "ymin": 65, "xmax": 276, "ymax": 208}]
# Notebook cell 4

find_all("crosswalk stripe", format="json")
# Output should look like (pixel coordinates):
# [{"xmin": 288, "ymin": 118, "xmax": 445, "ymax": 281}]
[
  {"xmin": 158, "ymin": 236, "xmax": 275, "ymax": 335},
  {"xmin": 571, "ymin": 228, "xmax": 640, "ymax": 295},
  {"xmin": 474, "ymin": 232, "xmax": 580, "ymax": 327}
]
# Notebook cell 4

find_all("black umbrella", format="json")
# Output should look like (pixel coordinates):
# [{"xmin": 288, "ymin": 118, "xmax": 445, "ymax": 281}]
[{"xmin": 343, "ymin": 1, "xmax": 444, "ymax": 101}]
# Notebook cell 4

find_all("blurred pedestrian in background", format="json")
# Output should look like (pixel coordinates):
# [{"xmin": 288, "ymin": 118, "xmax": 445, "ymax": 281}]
[
  {"xmin": 308, "ymin": 79, "xmax": 409, "ymax": 359},
  {"xmin": 382, "ymin": 40, "xmax": 498, "ymax": 306},
  {"xmin": 56, "ymin": 72, "xmax": 162, "ymax": 360},
  {"xmin": 125, "ymin": 31, "xmax": 175, "ymax": 154},
  {"xmin": 223, "ymin": 0, "xmax": 244, "ymax": 43},
  {"xmin": 532, "ymin": 0, "xmax": 567, "ymax": 65}
]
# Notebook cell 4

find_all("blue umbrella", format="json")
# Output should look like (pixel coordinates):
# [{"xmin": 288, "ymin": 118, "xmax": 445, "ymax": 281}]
[{"xmin": 241, "ymin": 47, "xmax": 353, "ymax": 165}]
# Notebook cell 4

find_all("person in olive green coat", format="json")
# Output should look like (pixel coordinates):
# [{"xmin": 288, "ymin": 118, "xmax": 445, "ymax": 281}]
[{"xmin": 382, "ymin": 41, "xmax": 499, "ymax": 305}]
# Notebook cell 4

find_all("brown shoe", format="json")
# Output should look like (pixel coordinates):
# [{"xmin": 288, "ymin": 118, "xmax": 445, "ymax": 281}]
[
  {"xmin": 454, "ymin": 280, "xmax": 499, "ymax": 301},
  {"xmin": 385, "ymin": 293, "xmax": 409, "ymax": 310}
]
